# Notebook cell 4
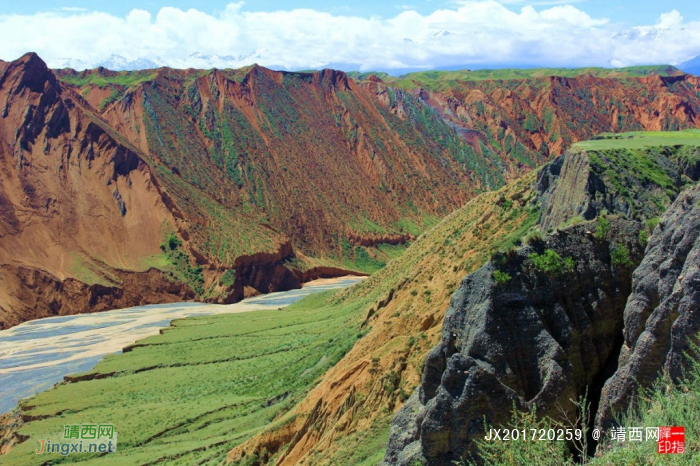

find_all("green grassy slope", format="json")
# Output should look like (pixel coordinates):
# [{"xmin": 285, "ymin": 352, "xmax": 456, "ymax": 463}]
[
  {"xmin": 57, "ymin": 70, "xmax": 159, "ymax": 88},
  {"xmin": 572, "ymin": 130, "xmax": 700, "ymax": 222}
]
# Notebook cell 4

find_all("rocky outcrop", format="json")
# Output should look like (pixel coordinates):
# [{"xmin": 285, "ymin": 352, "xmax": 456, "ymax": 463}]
[
  {"xmin": 596, "ymin": 183, "xmax": 700, "ymax": 429},
  {"xmin": 202, "ymin": 242, "xmax": 360, "ymax": 304},
  {"xmin": 536, "ymin": 152, "xmax": 593, "ymax": 230},
  {"xmin": 537, "ymin": 145, "xmax": 699, "ymax": 232},
  {"xmin": 226, "ymin": 245, "xmax": 302, "ymax": 302},
  {"xmin": 347, "ymin": 232, "xmax": 414, "ymax": 247},
  {"xmin": 383, "ymin": 220, "xmax": 642, "ymax": 465}
]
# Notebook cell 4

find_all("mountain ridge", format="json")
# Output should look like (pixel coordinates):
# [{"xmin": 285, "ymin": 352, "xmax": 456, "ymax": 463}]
[
  {"xmin": 348, "ymin": 64, "xmax": 683, "ymax": 82},
  {"xmin": 42, "ymin": 52, "xmax": 684, "ymax": 78}
]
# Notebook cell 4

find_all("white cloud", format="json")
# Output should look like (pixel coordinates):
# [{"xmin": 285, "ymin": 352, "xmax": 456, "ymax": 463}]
[
  {"xmin": 657, "ymin": 9, "xmax": 683, "ymax": 29},
  {"xmin": 493, "ymin": 0, "xmax": 585, "ymax": 6},
  {"xmin": 0, "ymin": 1, "xmax": 699, "ymax": 71}
]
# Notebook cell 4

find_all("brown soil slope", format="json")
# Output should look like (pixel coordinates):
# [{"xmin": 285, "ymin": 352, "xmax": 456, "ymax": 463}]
[
  {"xmin": 94, "ymin": 65, "xmax": 491, "ymax": 254},
  {"xmin": 0, "ymin": 53, "xmax": 196, "ymax": 328}
]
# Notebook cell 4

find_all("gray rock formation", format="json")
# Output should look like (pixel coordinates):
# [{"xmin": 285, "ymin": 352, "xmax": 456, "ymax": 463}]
[
  {"xmin": 597, "ymin": 183, "xmax": 700, "ymax": 429},
  {"xmin": 537, "ymin": 146, "xmax": 698, "ymax": 232},
  {"xmin": 383, "ymin": 221, "xmax": 642, "ymax": 465}
]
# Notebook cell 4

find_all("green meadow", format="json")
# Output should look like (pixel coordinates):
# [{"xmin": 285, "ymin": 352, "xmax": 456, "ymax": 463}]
[
  {"xmin": 572, "ymin": 129, "xmax": 700, "ymax": 151},
  {"xmin": 2, "ymin": 290, "xmax": 369, "ymax": 465}
]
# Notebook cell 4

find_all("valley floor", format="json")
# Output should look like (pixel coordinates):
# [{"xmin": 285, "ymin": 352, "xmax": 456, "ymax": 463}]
[{"xmin": 0, "ymin": 285, "xmax": 374, "ymax": 465}]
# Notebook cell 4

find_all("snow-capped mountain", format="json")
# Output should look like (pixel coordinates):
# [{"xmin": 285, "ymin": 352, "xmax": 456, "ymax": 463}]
[
  {"xmin": 51, "ymin": 54, "xmax": 165, "ymax": 71},
  {"xmin": 54, "ymin": 57, "xmax": 92, "ymax": 70},
  {"xmin": 49, "ymin": 51, "xmax": 267, "ymax": 71},
  {"xmin": 96, "ymin": 55, "xmax": 166, "ymax": 71},
  {"xmin": 432, "ymin": 30, "xmax": 453, "ymax": 39},
  {"xmin": 614, "ymin": 27, "xmax": 687, "ymax": 41},
  {"xmin": 185, "ymin": 50, "xmax": 266, "ymax": 69}
]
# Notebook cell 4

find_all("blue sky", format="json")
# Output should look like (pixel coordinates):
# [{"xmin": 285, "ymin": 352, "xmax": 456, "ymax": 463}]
[
  {"xmin": 6, "ymin": 1, "xmax": 700, "ymax": 25},
  {"xmin": 2, "ymin": 1, "xmax": 700, "ymax": 71}
]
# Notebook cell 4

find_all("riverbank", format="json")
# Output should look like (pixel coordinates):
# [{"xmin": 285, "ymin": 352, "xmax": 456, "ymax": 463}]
[{"xmin": 0, "ymin": 276, "xmax": 364, "ymax": 416}]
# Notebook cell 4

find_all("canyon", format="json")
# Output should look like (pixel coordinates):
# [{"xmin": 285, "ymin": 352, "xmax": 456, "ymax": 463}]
[
  {"xmin": 3, "ymin": 53, "xmax": 700, "ymax": 330},
  {"xmin": 2, "ymin": 52, "xmax": 700, "ymax": 465}
]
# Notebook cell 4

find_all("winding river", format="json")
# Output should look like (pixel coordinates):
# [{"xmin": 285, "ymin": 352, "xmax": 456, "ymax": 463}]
[{"xmin": 0, "ymin": 276, "xmax": 363, "ymax": 414}]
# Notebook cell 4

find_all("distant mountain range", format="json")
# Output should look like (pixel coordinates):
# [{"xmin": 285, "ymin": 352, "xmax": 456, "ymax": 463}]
[
  {"xmin": 49, "ymin": 51, "xmax": 700, "ymax": 77},
  {"xmin": 680, "ymin": 55, "xmax": 700, "ymax": 75},
  {"xmin": 54, "ymin": 51, "xmax": 267, "ymax": 71}
]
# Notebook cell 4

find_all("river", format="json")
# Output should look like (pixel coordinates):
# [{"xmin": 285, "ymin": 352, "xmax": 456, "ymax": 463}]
[{"xmin": 0, "ymin": 276, "xmax": 364, "ymax": 414}]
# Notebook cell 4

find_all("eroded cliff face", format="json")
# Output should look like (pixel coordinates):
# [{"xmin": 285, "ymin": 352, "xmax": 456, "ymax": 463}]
[
  {"xmin": 363, "ymin": 73, "xmax": 700, "ymax": 167},
  {"xmin": 597, "ymin": 183, "xmax": 700, "ymax": 430},
  {"xmin": 98, "ymin": 64, "xmax": 481, "ymax": 258},
  {"xmin": 383, "ymin": 220, "xmax": 642, "ymax": 465},
  {"xmin": 0, "ymin": 266, "xmax": 193, "ymax": 329},
  {"xmin": 0, "ymin": 53, "xmax": 192, "ymax": 328},
  {"xmin": 384, "ymin": 146, "xmax": 700, "ymax": 465},
  {"xmin": 63, "ymin": 63, "xmax": 700, "ymax": 262}
]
